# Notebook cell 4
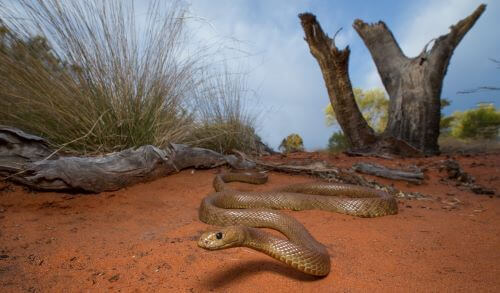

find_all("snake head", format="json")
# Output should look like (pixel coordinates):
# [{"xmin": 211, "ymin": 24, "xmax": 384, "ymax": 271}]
[{"xmin": 198, "ymin": 225, "xmax": 247, "ymax": 250}]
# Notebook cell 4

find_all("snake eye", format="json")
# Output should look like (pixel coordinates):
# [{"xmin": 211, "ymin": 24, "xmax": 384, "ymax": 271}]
[{"xmin": 215, "ymin": 232, "xmax": 223, "ymax": 240}]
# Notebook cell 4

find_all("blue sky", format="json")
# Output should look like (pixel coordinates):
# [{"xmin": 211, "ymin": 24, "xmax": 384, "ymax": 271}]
[
  {"xmin": 186, "ymin": 0, "xmax": 500, "ymax": 150},
  {"xmin": 3, "ymin": 0, "xmax": 497, "ymax": 150}
]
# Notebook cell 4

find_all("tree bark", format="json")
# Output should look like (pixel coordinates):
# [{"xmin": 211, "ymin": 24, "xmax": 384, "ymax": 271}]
[
  {"xmin": 300, "ymin": 4, "xmax": 486, "ymax": 156},
  {"xmin": 299, "ymin": 13, "xmax": 377, "ymax": 149},
  {"xmin": 353, "ymin": 4, "xmax": 485, "ymax": 155}
]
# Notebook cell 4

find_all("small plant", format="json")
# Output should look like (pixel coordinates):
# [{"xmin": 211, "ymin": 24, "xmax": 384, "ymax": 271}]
[
  {"xmin": 279, "ymin": 133, "xmax": 304, "ymax": 153},
  {"xmin": 450, "ymin": 103, "xmax": 500, "ymax": 140},
  {"xmin": 327, "ymin": 131, "xmax": 349, "ymax": 153}
]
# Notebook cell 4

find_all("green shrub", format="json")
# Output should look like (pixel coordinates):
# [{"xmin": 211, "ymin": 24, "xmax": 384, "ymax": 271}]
[
  {"xmin": 439, "ymin": 98, "xmax": 453, "ymax": 135},
  {"xmin": 450, "ymin": 103, "xmax": 500, "ymax": 139},
  {"xmin": 327, "ymin": 131, "xmax": 349, "ymax": 152},
  {"xmin": 440, "ymin": 116, "xmax": 455, "ymax": 136},
  {"xmin": 324, "ymin": 88, "xmax": 388, "ymax": 133},
  {"xmin": 279, "ymin": 134, "xmax": 304, "ymax": 153}
]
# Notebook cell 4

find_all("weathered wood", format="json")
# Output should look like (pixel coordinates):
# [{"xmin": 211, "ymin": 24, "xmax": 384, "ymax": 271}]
[
  {"xmin": 439, "ymin": 159, "xmax": 495, "ymax": 195},
  {"xmin": 10, "ymin": 145, "xmax": 176, "ymax": 192},
  {"xmin": 298, "ymin": 13, "xmax": 377, "ymax": 149},
  {"xmin": 233, "ymin": 150, "xmax": 372, "ymax": 186},
  {"xmin": 352, "ymin": 162, "xmax": 423, "ymax": 184},
  {"xmin": 232, "ymin": 150, "xmax": 429, "ymax": 199},
  {"xmin": 299, "ymin": 5, "xmax": 486, "ymax": 156},
  {"xmin": 353, "ymin": 4, "xmax": 485, "ymax": 155},
  {"xmin": 0, "ymin": 127, "xmax": 253, "ymax": 192},
  {"xmin": 0, "ymin": 125, "xmax": 56, "ymax": 170},
  {"xmin": 0, "ymin": 126, "xmax": 431, "ymax": 199}
]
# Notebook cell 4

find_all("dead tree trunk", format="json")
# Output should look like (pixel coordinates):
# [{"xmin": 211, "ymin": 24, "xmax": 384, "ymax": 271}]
[
  {"xmin": 299, "ymin": 4, "xmax": 486, "ymax": 156},
  {"xmin": 299, "ymin": 13, "xmax": 377, "ymax": 149}
]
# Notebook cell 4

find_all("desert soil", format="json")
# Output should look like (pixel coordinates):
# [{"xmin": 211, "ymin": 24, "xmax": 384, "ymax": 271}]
[{"xmin": 0, "ymin": 152, "xmax": 499, "ymax": 292}]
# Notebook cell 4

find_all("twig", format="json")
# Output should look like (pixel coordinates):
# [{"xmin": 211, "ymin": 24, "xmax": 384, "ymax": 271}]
[
  {"xmin": 332, "ymin": 27, "xmax": 343, "ymax": 42},
  {"xmin": 42, "ymin": 110, "xmax": 108, "ymax": 161},
  {"xmin": 457, "ymin": 86, "xmax": 500, "ymax": 94}
]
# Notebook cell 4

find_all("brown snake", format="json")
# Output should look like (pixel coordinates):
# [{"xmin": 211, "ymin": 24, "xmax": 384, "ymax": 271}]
[{"xmin": 197, "ymin": 172, "xmax": 398, "ymax": 276}]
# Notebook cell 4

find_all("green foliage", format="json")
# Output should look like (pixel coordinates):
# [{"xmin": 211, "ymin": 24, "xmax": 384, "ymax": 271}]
[
  {"xmin": 449, "ymin": 103, "xmax": 500, "ymax": 139},
  {"xmin": 324, "ymin": 88, "xmax": 388, "ymax": 133},
  {"xmin": 279, "ymin": 133, "xmax": 304, "ymax": 153},
  {"xmin": 327, "ymin": 131, "xmax": 349, "ymax": 153},
  {"xmin": 440, "ymin": 116, "xmax": 456, "ymax": 135},
  {"xmin": 0, "ymin": 0, "xmax": 259, "ymax": 155}
]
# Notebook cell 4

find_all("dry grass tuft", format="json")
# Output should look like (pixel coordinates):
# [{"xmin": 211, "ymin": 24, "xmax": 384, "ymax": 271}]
[{"xmin": 0, "ymin": 0, "xmax": 260, "ymax": 155}]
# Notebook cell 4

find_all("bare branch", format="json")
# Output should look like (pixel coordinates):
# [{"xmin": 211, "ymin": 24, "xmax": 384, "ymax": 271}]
[
  {"xmin": 429, "ymin": 4, "xmax": 487, "ymax": 70},
  {"xmin": 458, "ymin": 57, "xmax": 500, "ymax": 94},
  {"xmin": 488, "ymin": 58, "xmax": 500, "ymax": 68},
  {"xmin": 458, "ymin": 86, "xmax": 500, "ymax": 94},
  {"xmin": 332, "ymin": 27, "xmax": 343, "ymax": 42}
]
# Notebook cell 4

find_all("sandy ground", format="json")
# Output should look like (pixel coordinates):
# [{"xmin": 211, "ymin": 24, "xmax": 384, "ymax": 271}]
[{"xmin": 0, "ymin": 152, "xmax": 499, "ymax": 292}]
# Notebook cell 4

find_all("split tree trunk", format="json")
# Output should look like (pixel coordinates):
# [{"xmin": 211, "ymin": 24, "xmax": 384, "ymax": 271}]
[
  {"xmin": 299, "ymin": 13, "xmax": 377, "ymax": 150},
  {"xmin": 299, "ymin": 4, "xmax": 486, "ymax": 156}
]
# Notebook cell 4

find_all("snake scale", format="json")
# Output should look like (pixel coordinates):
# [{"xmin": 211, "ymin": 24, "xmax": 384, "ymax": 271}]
[{"xmin": 197, "ymin": 172, "xmax": 398, "ymax": 276}]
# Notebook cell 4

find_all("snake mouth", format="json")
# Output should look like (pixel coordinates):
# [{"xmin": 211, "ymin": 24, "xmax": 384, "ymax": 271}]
[
  {"xmin": 198, "ymin": 237, "xmax": 239, "ymax": 250},
  {"xmin": 198, "ymin": 229, "xmax": 243, "ymax": 250},
  {"xmin": 198, "ymin": 240, "xmax": 229, "ymax": 250}
]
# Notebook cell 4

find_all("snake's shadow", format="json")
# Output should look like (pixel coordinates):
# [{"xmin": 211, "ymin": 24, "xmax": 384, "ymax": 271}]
[{"xmin": 202, "ymin": 259, "xmax": 322, "ymax": 289}]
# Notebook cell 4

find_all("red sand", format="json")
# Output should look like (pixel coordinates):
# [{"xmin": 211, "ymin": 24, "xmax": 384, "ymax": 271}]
[{"xmin": 0, "ymin": 153, "xmax": 499, "ymax": 292}]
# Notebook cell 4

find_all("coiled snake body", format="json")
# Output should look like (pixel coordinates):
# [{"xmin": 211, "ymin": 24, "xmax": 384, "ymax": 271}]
[{"xmin": 198, "ymin": 172, "xmax": 398, "ymax": 276}]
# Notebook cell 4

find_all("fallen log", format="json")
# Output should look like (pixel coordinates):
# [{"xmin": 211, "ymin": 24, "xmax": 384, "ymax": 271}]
[
  {"xmin": 0, "ymin": 125, "xmax": 430, "ymax": 199},
  {"xmin": 0, "ymin": 126, "xmax": 254, "ymax": 193},
  {"xmin": 232, "ymin": 150, "xmax": 429, "ymax": 200},
  {"xmin": 0, "ymin": 125, "xmax": 56, "ymax": 169},
  {"xmin": 352, "ymin": 162, "xmax": 424, "ymax": 184}
]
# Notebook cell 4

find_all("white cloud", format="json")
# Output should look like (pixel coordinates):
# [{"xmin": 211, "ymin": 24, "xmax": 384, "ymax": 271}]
[
  {"xmin": 186, "ymin": 0, "xmax": 499, "ymax": 150},
  {"xmin": 186, "ymin": 0, "xmax": 357, "ymax": 150},
  {"xmin": 399, "ymin": 0, "xmax": 486, "ymax": 57}
]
